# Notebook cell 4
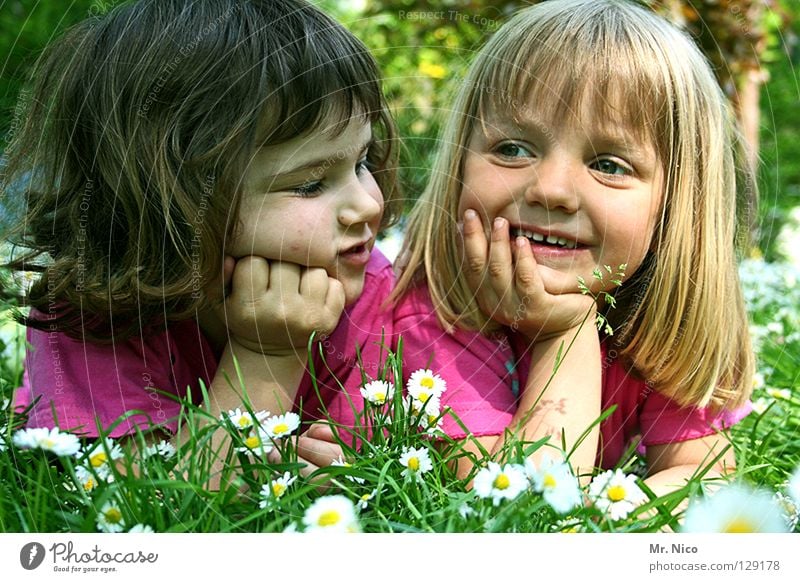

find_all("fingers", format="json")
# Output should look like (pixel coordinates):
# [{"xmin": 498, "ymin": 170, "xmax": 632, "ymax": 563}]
[
  {"xmin": 229, "ymin": 255, "xmax": 270, "ymax": 305},
  {"xmin": 511, "ymin": 235, "xmax": 543, "ymax": 296},
  {"xmin": 461, "ymin": 208, "xmax": 490, "ymax": 293},
  {"xmin": 486, "ymin": 217, "xmax": 515, "ymax": 303}
]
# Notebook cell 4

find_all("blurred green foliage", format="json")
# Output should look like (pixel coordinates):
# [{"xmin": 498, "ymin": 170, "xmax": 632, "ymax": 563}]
[{"xmin": 2, "ymin": 0, "xmax": 799, "ymax": 256}]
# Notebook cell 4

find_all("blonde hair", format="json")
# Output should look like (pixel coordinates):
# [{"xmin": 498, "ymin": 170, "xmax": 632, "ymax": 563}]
[{"xmin": 393, "ymin": 0, "xmax": 755, "ymax": 411}]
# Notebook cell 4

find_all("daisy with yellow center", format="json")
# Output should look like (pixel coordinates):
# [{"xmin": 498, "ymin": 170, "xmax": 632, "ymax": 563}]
[
  {"xmin": 96, "ymin": 500, "xmax": 126, "ymax": 533},
  {"xmin": 75, "ymin": 466, "xmax": 100, "ymax": 493},
  {"xmin": 360, "ymin": 380, "xmax": 395, "ymax": 406},
  {"xmin": 473, "ymin": 462, "xmax": 528, "ymax": 506},
  {"xmin": 258, "ymin": 471, "xmax": 297, "ymax": 509},
  {"xmin": 236, "ymin": 426, "xmax": 274, "ymax": 457},
  {"xmin": 406, "ymin": 369, "xmax": 446, "ymax": 405},
  {"xmin": 302, "ymin": 495, "xmax": 360, "ymax": 532},
  {"xmin": 588, "ymin": 469, "xmax": 648, "ymax": 521},
  {"xmin": 83, "ymin": 439, "xmax": 123, "ymax": 479},
  {"xmin": 12, "ymin": 427, "xmax": 81, "ymax": 457},
  {"xmin": 263, "ymin": 412, "xmax": 301, "ymax": 440},
  {"xmin": 399, "ymin": 446, "xmax": 433, "ymax": 480},
  {"xmin": 682, "ymin": 484, "xmax": 789, "ymax": 533},
  {"xmin": 221, "ymin": 408, "xmax": 270, "ymax": 431},
  {"xmin": 528, "ymin": 457, "xmax": 582, "ymax": 514}
]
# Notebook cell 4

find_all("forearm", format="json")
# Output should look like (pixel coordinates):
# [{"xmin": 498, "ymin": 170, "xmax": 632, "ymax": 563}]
[
  {"xmin": 491, "ymin": 322, "xmax": 602, "ymax": 480},
  {"xmin": 209, "ymin": 340, "xmax": 307, "ymax": 417}
]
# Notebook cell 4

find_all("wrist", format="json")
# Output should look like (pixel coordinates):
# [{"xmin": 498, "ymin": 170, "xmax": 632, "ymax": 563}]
[{"xmin": 229, "ymin": 336, "xmax": 310, "ymax": 361}]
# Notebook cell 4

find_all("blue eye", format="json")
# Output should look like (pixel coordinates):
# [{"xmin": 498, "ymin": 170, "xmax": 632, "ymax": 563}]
[
  {"xmin": 591, "ymin": 158, "xmax": 631, "ymax": 176},
  {"xmin": 495, "ymin": 142, "xmax": 533, "ymax": 159},
  {"xmin": 292, "ymin": 181, "xmax": 325, "ymax": 197}
]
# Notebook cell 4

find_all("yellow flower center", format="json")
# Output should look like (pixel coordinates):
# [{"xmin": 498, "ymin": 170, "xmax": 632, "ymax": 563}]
[
  {"xmin": 494, "ymin": 473, "xmax": 511, "ymax": 490},
  {"xmin": 606, "ymin": 485, "xmax": 627, "ymax": 502},
  {"xmin": 273, "ymin": 423, "xmax": 289, "ymax": 435},
  {"xmin": 408, "ymin": 457, "xmax": 420, "ymax": 471},
  {"xmin": 427, "ymin": 415, "xmax": 438, "ymax": 426},
  {"xmin": 104, "ymin": 508, "xmax": 122, "ymax": 524},
  {"xmin": 543, "ymin": 474, "xmax": 557, "ymax": 489},
  {"xmin": 90, "ymin": 452, "xmax": 108, "ymax": 468},
  {"xmin": 244, "ymin": 435, "xmax": 261, "ymax": 449},
  {"xmin": 42, "ymin": 438, "xmax": 56, "ymax": 448},
  {"xmin": 84, "ymin": 478, "xmax": 97, "ymax": 492},
  {"xmin": 417, "ymin": 393, "xmax": 429, "ymax": 403},
  {"xmin": 237, "ymin": 416, "xmax": 251, "ymax": 428},
  {"xmin": 374, "ymin": 392, "xmax": 386, "ymax": 404},
  {"xmin": 361, "ymin": 494, "xmax": 371, "ymax": 502},
  {"xmin": 272, "ymin": 483, "xmax": 287, "ymax": 497},
  {"xmin": 420, "ymin": 377, "xmax": 435, "ymax": 389},
  {"xmin": 723, "ymin": 518, "xmax": 756, "ymax": 533},
  {"xmin": 317, "ymin": 510, "xmax": 341, "ymax": 527}
]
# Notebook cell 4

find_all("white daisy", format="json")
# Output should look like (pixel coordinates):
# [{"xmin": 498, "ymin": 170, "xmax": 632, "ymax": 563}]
[
  {"xmin": 236, "ymin": 426, "xmax": 274, "ymax": 457},
  {"xmin": 96, "ymin": 500, "xmax": 126, "ymax": 533},
  {"xmin": 398, "ymin": 446, "xmax": 433, "ymax": 480},
  {"xmin": 529, "ymin": 457, "xmax": 583, "ymax": 514},
  {"xmin": 473, "ymin": 462, "xmax": 528, "ymax": 506},
  {"xmin": 262, "ymin": 412, "xmax": 301, "ymax": 440},
  {"xmin": 406, "ymin": 368, "xmax": 446, "ymax": 405},
  {"xmin": 12, "ymin": 427, "xmax": 81, "ymax": 457},
  {"xmin": 788, "ymin": 466, "xmax": 800, "ymax": 506},
  {"xmin": 259, "ymin": 472, "xmax": 297, "ymax": 509},
  {"xmin": 330, "ymin": 456, "xmax": 366, "ymax": 484},
  {"xmin": 588, "ymin": 469, "xmax": 648, "ymax": 520},
  {"xmin": 142, "ymin": 440, "xmax": 176, "ymax": 461},
  {"xmin": 75, "ymin": 465, "xmax": 101, "ymax": 493},
  {"xmin": 360, "ymin": 380, "xmax": 395, "ymax": 406},
  {"xmin": 766, "ymin": 387, "xmax": 792, "ymax": 401},
  {"xmin": 774, "ymin": 491, "xmax": 799, "ymax": 531},
  {"xmin": 128, "ymin": 524, "xmax": 155, "ymax": 533},
  {"xmin": 403, "ymin": 394, "xmax": 441, "ymax": 425},
  {"xmin": 82, "ymin": 439, "xmax": 124, "ymax": 478},
  {"xmin": 458, "ymin": 503, "xmax": 475, "ymax": 519},
  {"xmin": 220, "ymin": 408, "xmax": 270, "ymax": 431},
  {"xmin": 682, "ymin": 484, "xmax": 789, "ymax": 533},
  {"xmin": 0, "ymin": 425, "xmax": 7, "ymax": 453},
  {"xmin": 302, "ymin": 495, "xmax": 360, "ymax": 532},
  {"xmin": 358, "ymin": 490, "xmax": 377, "ymax": 510}
]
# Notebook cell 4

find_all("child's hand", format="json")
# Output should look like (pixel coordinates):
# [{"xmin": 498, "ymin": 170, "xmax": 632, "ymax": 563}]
[
  {"xmin": 222, "ymin": 256, "xmax": 346, "ymax": 356},
  {"xmin": 461, "ymin": 210, "xmax": 595, "ymax": 340},
  {"xmin": 268, "ymin": 423, "xmax": 344, "ymax": 480}
]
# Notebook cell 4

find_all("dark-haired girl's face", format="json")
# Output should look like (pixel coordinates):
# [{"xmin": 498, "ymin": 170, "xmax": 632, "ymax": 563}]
[{"xmin": 230, "ymin": 118, "xmax": 383, "ymax": 305}]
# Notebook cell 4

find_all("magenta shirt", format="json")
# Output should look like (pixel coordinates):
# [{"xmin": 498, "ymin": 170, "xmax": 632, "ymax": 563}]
[
  {"xmin": 15, "ymin": 249, "xmax": 395, "ymax": 437},
  {"xmin": 394, "ymin": 282, "xmax": 751, "ymax": 469}
]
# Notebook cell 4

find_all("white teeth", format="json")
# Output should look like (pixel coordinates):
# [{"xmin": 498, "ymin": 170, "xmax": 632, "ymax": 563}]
[{"xmin": 511, "ymin": 227, "xmax": 576, "ymax": 248}]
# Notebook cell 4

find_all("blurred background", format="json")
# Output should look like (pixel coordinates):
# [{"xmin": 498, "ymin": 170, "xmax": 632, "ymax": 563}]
[{"xmin": 0, "ymin": 0, "xmax": 798, "ymax": 262}]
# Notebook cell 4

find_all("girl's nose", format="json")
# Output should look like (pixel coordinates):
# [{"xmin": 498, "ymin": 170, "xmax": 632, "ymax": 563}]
[
  {"xmin": 523, "ymin": 156, "xmax": 579, "ymax": 213},
  {"xmin": 337, "ymin": 175, "xmax": 382, "ymax": 227}
]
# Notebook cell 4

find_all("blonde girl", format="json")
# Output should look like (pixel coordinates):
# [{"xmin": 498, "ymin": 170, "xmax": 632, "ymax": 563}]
[
  {"xmin": 393, "ymin": 0, "xmax": 754, "ymax": 492},
  {"xmin": 4, "ymin": 0, "xmax": 399, "ymax": 474}
]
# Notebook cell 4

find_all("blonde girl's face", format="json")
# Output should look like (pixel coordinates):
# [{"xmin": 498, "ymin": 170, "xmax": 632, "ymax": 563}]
[
  {"xmin": 458, "ymin": 101, "xmax": 664, "ymax": 296},
  {"xmin": 229, "ymin": 118, "xmax": 384, "ymax": 306}
]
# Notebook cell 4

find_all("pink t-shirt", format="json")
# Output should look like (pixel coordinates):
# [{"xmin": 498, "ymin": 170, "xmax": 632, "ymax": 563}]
[
  {"xmin": 394, "ymin": 282, "xmax": 751, "ymax": 469},
  {"xmin": 15, "ymin": 249, "xmax": 394, "ymax": 437}
]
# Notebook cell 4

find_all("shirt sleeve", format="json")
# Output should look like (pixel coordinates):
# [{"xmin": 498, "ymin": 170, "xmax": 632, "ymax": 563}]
[
  {"xmin": 639, "ymin": 390, "xmax": 753, "ymax": 447},
  {"xmin": 21, "ymin": 323, "xmax": 196, "ymax": 437},
  {"xmin": 394, "ymin": 286, "xmax": 518, "ymax": 439}
]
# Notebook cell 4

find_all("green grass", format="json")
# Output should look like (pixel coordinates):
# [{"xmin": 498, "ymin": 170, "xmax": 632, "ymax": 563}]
[{"xmin": 1, "ymin": 258, "xmax": 798, "ymax": 533}]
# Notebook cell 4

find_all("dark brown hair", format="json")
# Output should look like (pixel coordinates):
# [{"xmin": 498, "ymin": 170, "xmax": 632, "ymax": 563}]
[{"xmin": 1, "ymin": 0, "xmax": 399, "ymax": 341}]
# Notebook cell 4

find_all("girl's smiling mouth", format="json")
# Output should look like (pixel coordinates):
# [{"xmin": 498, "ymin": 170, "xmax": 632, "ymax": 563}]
[{"xmin": 509, "ymin": 225, "xmax": 581, "ymax": 249}]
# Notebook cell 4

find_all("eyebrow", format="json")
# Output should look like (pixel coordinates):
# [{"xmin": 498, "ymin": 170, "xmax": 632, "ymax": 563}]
[{"xmin": 264, "ymin": 137, "xmax": 374, "ymax": 181}]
